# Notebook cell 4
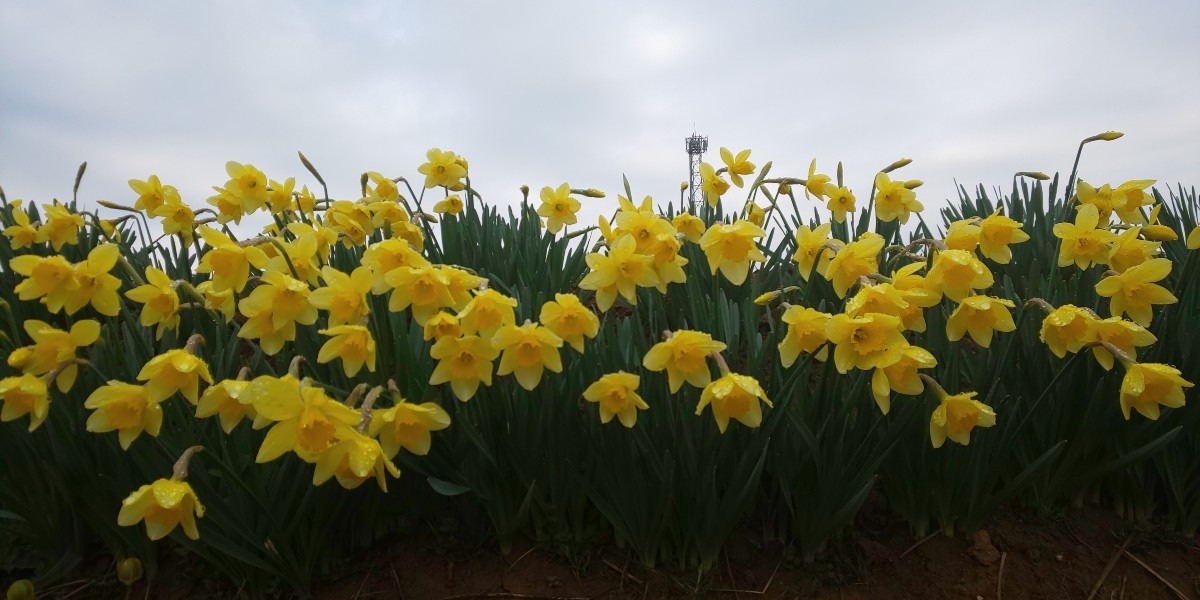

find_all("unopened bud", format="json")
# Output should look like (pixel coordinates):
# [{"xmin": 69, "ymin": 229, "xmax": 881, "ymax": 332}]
[
  {"xmin": 1015, "ymin": 171, "xmax": 1050, "ymax": 181},
  {"xmin": 1085, "ymin": 131, "xmax": 1124, "ymax": 143},
  {"xmin": 679, "ymin": 182, "xmax": 688, "ymax": 191},
  {"xmin": 117, "ymin": 557, "xmax": 144, "ymax": 586},
  {"xmin": 1142, "ymin": 224, "xmax": 1178, "ymax": 241},
  {"xmin": 778, "ymin": 183, "xmax": 792, "ymax": 195},
  {"xmin": 904, "ymin": 180, "xmax": 923, "ymax": 189},
  {"xmin": 6, "ymin": 579, "xmax": 35, "ymax": 600},
  {"xmin": 754, "ymin": 290, "xmax": 781, "ymax": 305},
  {"xmin": 571, "ymin": 188, "xmax": 606, "ymax": 198},
  {"xmin": 881, "ymin": 158, "xmax": 913, "ymax": 173}
]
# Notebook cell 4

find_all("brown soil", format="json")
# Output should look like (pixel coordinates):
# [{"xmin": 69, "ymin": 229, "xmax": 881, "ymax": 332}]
[{"xmin": 311, "ymin": 508, "xmax": 1200, "ymax": 600}]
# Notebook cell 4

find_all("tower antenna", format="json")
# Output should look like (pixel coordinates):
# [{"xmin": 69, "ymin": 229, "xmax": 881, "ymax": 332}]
[{"xmin": 684, "ymin": 131, "xmax": 708, "ymax": 211}]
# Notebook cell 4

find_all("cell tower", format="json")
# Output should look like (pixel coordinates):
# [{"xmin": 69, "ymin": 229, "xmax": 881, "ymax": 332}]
[{"xmin": 685, "ymin": 132, "xmax": 708, "ymax": 210}]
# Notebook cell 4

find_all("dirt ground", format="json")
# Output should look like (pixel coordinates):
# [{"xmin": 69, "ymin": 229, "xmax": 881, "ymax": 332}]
[{"xmin": 312, "ymin": 507, "xmax": 1200, "ymax": 600}]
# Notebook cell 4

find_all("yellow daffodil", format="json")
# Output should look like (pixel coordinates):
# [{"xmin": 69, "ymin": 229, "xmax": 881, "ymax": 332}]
[
  {"xmin": 1186, "ymin": 225, "xmax": 1200, "ymax": 250},
  {"xmin": 370, "ymin": 399, "xmax": 451, "ymax": 458},
  {"xmin": 1095, "ymin": 257, "xmax": 1177, "ymax": 326},
  {"xmin": 124, "ymin": 266, "xmax": 180, "ymax": 340},
  {"xmin": 287, "ymin": 222, "xmax": 339, "ymax": 257},
  {"xmin": 699, "ymin": 162, "xmax": 729, "ymax": 207},
  {"xmin": 129, "ymin": 175, "xmax": 181, "ymax": 213},
  {"xmin": 845, "ymin": 283, "xmax": 910, "ymax": 323},
  {"xmin": 417, "ymin": 147, "xmax": 468, "ymax": 189},
  {"xmin": 366, "ymin": 171, "xmax": 400, "ymax": 203},
  {"xmin": 196, "ymin": 225, "xmax": 268, "ymax": 292},
  {"xmin": 1111, "ymin": 179, "xmax": 1155, "ymax": 224},
  {"xmin": 537, "ymin": 183, "xmax": 581, "ymax": 234},
  {"xmin": 926, "ymin": 249, "xmax": 994, "ymax": 302},
  {"xmin": 696, "ymin": 372, "xmax": 773, "ymax": 434},
  {"xmin": 646, "ymin": 228, "xmax": 689, "ymax": 293},
  {"xmin": 1053, "ymin": 204, "xmax": 1116, "ymax": 269},
  {"xmin": 265, "ymin": 233, "xmax": 322, "ymax": 286},
  {"xmin": 825, "ymin": 233, "xmax": 885, "ymax": 298},
  {"xmin": 62, "ymin": 243, "xmax": 122, "ymax": 316},
  {"xmin": 871, "ymin": 346, "xmax": 937, "ymax": 415},
  {"xmin": 429, "ymin": 335, "xmax": 500, "ymax": 402},
  {"xmin": 385, "ymin": 265, "xmax": 455, "ymax": 325},
  {"xmin": 265, "ymin": 177, "xmax": 296, "ymax": 214},
  {"xmin": 1087, "ymin": 317, "xmax": 1156, "ymax": 371},
  {"xmin": 583, "ymin": 372, "xmax": 648, "ymax": 428},
  {"xmin": 36, "ymin": 202, "xmax": 85, "ymax": 251},
  {"xmin": 195, "ymin": 380, "xmax": 255, "ymax": 434},
  {"xmin": 778, "ymin": 305, "xmax": 831, "ymax": 367},
  {"xmin": 3, "ymin": 204, "xmax": 39, "ymax": 249},
  {"xmin": 943, "ymin": 218, "xmax": 980, "ymax": 252},
  {"xmin": 746, "ymin": 203, "xmax": 767, "ymax": 227},
  {"xmin": 945, "ymin": 296, "xmax": 1016, "ymax": 348},
  {"xmin": 825, "ymin": 312, "xmax": 908, "ymax": 373},
  {"xmin": 196, "ymin": 281, "xmax": 236, "ymax": 323},
  {"xmin": 1142, "ymin": 204, "xmax": 1178, "ymax": 241},
  {"xmin": 491, "ymin": 322, "xmax": 563, "ymax": 390},
  {"xmin": 457, "ymin": 289, "xmax": 519, "ymax": 338},
  {"xmin": 1106, "ymin": 227, "xmax": 1160, "ymax": 273},
  {"xmin": 151, "ymin": 200, "xmax": 196, "ymax": 245},
  {"xmin": 324, "ymin": 201, "xmax": 374, "ymax": 248},
  {"xmin": 9, "ymin": 319, "xmax": 100, "ymax": 392},
  {"xmin": 206, "ymin": 186, "xmax": 245, "ymax": 224},
  {"xmin": 720, "ymin": 147, "xmax": 755, "ymax": 188},
  {"xmin": 441, "ymin": 266, "xmax": 487, "ymax": 311},
  {"xmin": 0, "ymin": 373, "xmax": 50, "ymax": 431},
  {"xmin": 539, "ymin": 293, "xmax": 600, "ymax": 353},
  {"xmin": 977, "ymin": 208, "xmax": 1029, "ymax": 264},
  {"xmin": 362, "ymin": 238, "xmax": 431, "ymax": 294},
  {"xmin": 642, "ymin": 330, "xmax": 727, "ymax": 393},
  {"xmin": 698, "ymin": 220, "xmax": 767, "ymax": 285},
  {"xmin": 118, "ymin": 478, "xmax": 204, "ymax": 540},
  {"xmin": 1040, "ymin": 304, "xmax": 1095, "ymax": 358},
  {"xmin": 792, "ymin": 223, "xmax": 841, "ymax": 281},
  {"xmin": 84, "ymin": 382, "xmax": 161, "ymax": 450},
  {"xmin": 309, "ymin": 266, "xmax": 373, "ymax": 327},
  {"xmin": 929, "ymin": 390, "xmax": 996, "ymax": 448},
  {"xmin": 805, "ymin": 159, "xmax": 831, "ymax": 200},
  {"xmin": 317, "ymin": 325, "xmax": 376, "ymax": 377},
  {"xmin": 136, "ymin": 349, "xmax": 213, "ymax": 404},
  {"xmin": 313, "ymin": 432, "xmax": 400, "ymax": 491},
  {"xmin": 238, "ymin": 271, "xmax": 317, "ymax": 353},
  {"xmin": 433, "ymin": 194, "xmax": 464, "ymax": 215},
  {"xmin": 223, "ymin": 161, "xmax": 269, "ymax": 214},
  {"xmin": 423, "ymin": 311, "xmax": 462, "ymax": 342},
  {"xmin": 12, "ymin": 255, "xmax": 78, "ymax": 310},
  {"xmin": 873, "ymin": 173, "xmax": 923, "ymax": 224},
  {"xmin": 1075, "ymin": 180, "xmax": 1113, "ymax": 222},
  {"xmin": 1119, "ymin": 362, "xmax": 1192, "ymax": 420},
  {"xmin": 672, "ymin": 213, "xmax": 705, "ymax": 243},
  {"xmin": 247, "ymin": 376, "xmax": 361, "ymax": 462},
  {"xmin": 823, "ymin": 184, "xmax": 856, "ymax": 223},
  {"xmin": 579, "ymin": 234, "xmax": 659, "ymax": 311}
]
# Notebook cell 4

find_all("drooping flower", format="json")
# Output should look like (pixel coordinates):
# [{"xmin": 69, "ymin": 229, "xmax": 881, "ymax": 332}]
[
  {"xmin": 1106, "ymin": 227, "xmax": 1160, "ymax": 273},
  {"xmin": 824, "ymin": 312, "xmax": 908, "ymax": 373},
  {"xmin": 417, "ymin": 148, "xmax": 468, "ymax": 189},
  {"xmin": 136, "ymin": 349, "xmax": 214, "ymax": 405},
  {"xmin": 539, "ymin": 293, "xmax": 600, "ymax": 353},
  {"xmin": 317, "ymin": 325, "xmax": 377, "ymax": 377},
  {"xmin": 579, "ymin": 235, "xmax": 659, "ymax": 311},
  {"xmin": 929, "ymin": 390, "xmax": 996, "ymax": 448},
  {"xmin": 804, "ymin": 159, "xmax": 831, "ymax": 200},
  {"xmin": 423, "ymin": 311, "xmax": 462, "ymax": 342},
  {"xmin": 583, "ymin": 372, "xmax": 649, "ymax": 428},
  {"xmin": 778, "ymin": 305, "xmax": 831, "ymax": 367},
  {"xmin": 871, "ymin": 345, "xmax": 937, "ymax": 415},
  {"xmin": 457, "ymin": 289, "xmax": 519, "ymax": 338},
  {"xmin": 309, "ymin": 266, "xmax": 373, "ymax": 327},
  {"xmin": 945, "ymin": 296, "xmax": 1016, "ymax": 348},
  {"xmin": 1053, "ymin": 204, "xmax": 1116, "ymax": 269},
  {"xmin": 370, "ymin": 399, "xmax": 451, "ymax": 458},
  {"xmin": 151, "ymin": 200, "xmax": 196, "ymax": 245},
  {"xmin": 491, "ymin": 322, "xmax": 563, "ymax": 391},
  {"xmin": 1040, "ymin": 304, "xmax": 1095, "ymax": 358},
  {"xmin": 238, "ymin": 271, "xmax": 318, "ymax": 353},
  {"xmin": 124, "ymin": 266, "xmax": 180, "ymax": 340},
  {"xmin": 429, "ymin": 335, "xmax": 501, "ymax": 402},
  {"xmin": 84, "ymin": 382, "xmax": 162, "ymax": 450},
  {"xmin": 36, "ymin": 202, "xmax": 85, "ymax": 251},
  {"xmin": 118, "ymin": 478, "xmax": 205, "ymax": 540},
  {"xmin": 873, "ymin": 173, "xmax": 923, "ymax": 224},
  {"xmin": 695, "ymin": 372, "xmax": 773, "ymax": 434},
  {"xmin": 247, "ymin": 376, "xmax": 361, "ymax": 462},
  {"xmin": 642, "ymin": 330, "xmax": 727, "ymax": 393},
  {"xmin": 365, "ymin": 171, "xmax": 401, "ymax": 203},
  {"xmin": 536, "ymin": 183, "xmax": 581, "ymax": 234},
  {"xmin": 312, "ymin": 433, "xmax": 400, "ymax": 492},
  {"xmin": 1087, "ymin": 317, "xmax": 1157, "ymax": 371},
  {"xmin": 943, "ymin": 218, "xmax": 980, "ymax": 252},
  {"xmin": 792, "ymin": 223, "xmax": 841, "ymax": 281},
  {"xmin": 196, "ymin": 281, "xmax": 236, "ymax": 323},
  {"xmin": 925, "ymin": 249, "xmax": 994, "ymax": 302},
  {"xmin": 1118, "ymin": 362, "xmax": 1192, "ymax": 420},
  {"xmin": 1095, "ymin": 257, "xmax": 1177, "ymax": 326},
  {"xmin": 1111, "ymin": 179, "xmax": 1155, "ymax": 224},
  {"xmin": 825, "ymin": 233, "xmax": 885, "ymax": 298},
  {"xmin": 698, "ymin": 220, "xmax": 767, "ymax": 285},
  {"xmin": 977, "ymin": 208, "xmax": 1030, "ymax": 264},
  {"xmin": 195, "ymin": 379, "xmax": 256, "ymax": 434},
  {"xmin": 699, "ymin": 162, "xmax": 730, "ymax": 207},
  {"xmin": 720, "ymin": 147, "xmax": 755, "ymax": 188},
  {"xmin": 433, "ymin": 194, "xmax": 464, "ymax": 215},
  {"xmin": 196, "ymin": 225, "xmax": 268, "ymax": 293},
  {"xmin": 11, "ymin": 255, "xmax": 78, "ymax": 310},
  {"xmin": 845, "ymin": 283, "xmax": 910, "ymax": 323},
  {"xmin": 9, "ymin": 319, "xmax": 100, "ymax": 392},
  {"xmin": 0, "ymin": 373, "xmax": 51, "ymax": 431},
  {"xmin": 1074, "ymin": 180, "xmax": 1113, "ymax": 222}
]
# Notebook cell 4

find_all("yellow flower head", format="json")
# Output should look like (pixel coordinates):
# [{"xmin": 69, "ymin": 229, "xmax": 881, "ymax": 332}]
[
  {"xmin": 442, "ymin": 266, "xmax": 487, "ymax": 310},
  {"xmin": 792, "ymin": 222, "xmax": 841, "ymax": 281},
  {"xmin": 579, "ymin": 234, "xmax": 659, "ymax": 311},
  {"xmin": 943, "ymin": 218, "xmax": 980, "ymax": 252},
  {"xmin": 945, "ymin": 296, "xmax": 1016, "ymax": 348},
  {"xmin": 423, "ymin": 311, "xmax": 462, "ymax": 342},
  {"xmin": 325, "ymin": 201, "xmax": 374, "ymax": 248},
  {"xmin": 129, "ymin": 175, "xmax": 181, "ymax": 213},
  {"xmin": 873, "ymin": 173, "xmax": 923, "ymax": 224},
  {"xmin": 926, "ymin": 249, "xmax": 994, "ymax": 303},
  {"xmin": 977, "ymin": 209, "xmax": 1030, "ymax": 264},
  {"xmin": 317, "ymin": 325, "xmax": 377, "ymax": 377},
  {"xmin": 930, "ymin": 390, "xmax": 996, "ymax": 448},
  {"xmin": 539, "ymin": 293, "xmax": 600, "ymax": 354},
  {"xmin": 63, "ymin": 243, "xmax": 122, "ymax": 316},
  {"xmin": 313, "ymin": 433, "xmax": 400, "ymax": 492},
  {"xmin": 1053, "ymin": 204, "xmax": 1117, "ymax": 269},
  {"xmin": 151, "ymin": 200, "xmax": 196, "ymax": 245},
  {"xmin": 362, "ymin": 238, "xmax": 431, "ymax": 294},
  {"xmin": 871, "ymin": 345, "xmax": 937, "ymax": 415},
  {"xmin": 309, "ymin": 266, "xmax": 373, "ymax": 327},
  {"xmin": 118, "ymin": 478, "xmax": 205, "ymax": 540},
  {"xmin": 778, "ymin": 305, "xmax": 831, "ymax": 367},
  {"xmin": 1111, "ymin": 179, "xmax": 1155, "ymax": 225},
  {"xmin": 1106, "ymin": 227, "xmax": 1160, "ymax": 273},
  {"xmin": 642, "ymin": 330, "xmax": 727, "ymax": 393},
  {"xmin": 696, "ymin": 372, "xmax": 773, "ymax": 434},
  {"xmin": 1087, "ymin": 317, "xmax": 1156, "ymax": 371},
  {"xmin": 1188, "ymin": 225, "xmax": 1200, "ymax": 250},
  {"xmin": 825, "ymin": 312, "xmax": 908, "ymax": 374},
  {"xmin": 699, "ymin": 162, "xmax": 730, "ymax": 207},
  {"xmin": 11, "ymin": 255, "xmax": 78, "ymax": 309},
  {"xmin": 197, "ymin": 225, "xmax": 269, "ymax": 293},
  {"xmin": 672, "ymin": 213, "xmax": 705, "ymax": 243},
  {"xmin": 1039, "ymin": 304, "xmax": 1095, "ymax": 358},
  {"xmin": 537, "ymin": 183, "xmax": 582, "ymax": 234},
  {"xmin": 845, "ymin": 283, "xmax": 910, "ymax": 323},
  {"xmin": 492, "ymin": 322, "xmax": 563, "ymax": 391},
  {"xmin": 583, "ymin": 371, "xmax": 649, "ymax": 428},
  {"xmin": 196, "ymin": 379, "xmax": 256, "ymax": 434},
  {"xmin": 429, "ymin": 335, "xmax": 501, "ymax": 402},
  {"xmin": 805, "ymin": 159, "xmax": 831, "ymax": 200},
  {"xmin": 266, "ymin": 177, "xmax": 296, "ymax": 214},
  {"xmin": 720, "ymin": 148, "xmax": 755, "ymax": 188},
  {"xmin": 124, "ymin": 266, "xmax": 180, "ymax": 340},
  {"xmin": 698, "ymin": 220, "xmax": 767, "ymax": 285},
  {"xmin": 3, "ymin": 204, "xmax": 39, "ymax": 250},
  {"xmin": 136, "ymin": 349, "xmax": 214, "ymax": 405},
  {"xmin": 11, "ymin": 319, "xmax": 100, "ymax": 392},
  {"xmin": 196, "ymin": 281, "xmax": 236, "ymax": 323},
  {"xmin": 1142, "ymin": 204, "xmax": 1178, "ymax": 241},
  {"xmin": 825, "ymin": 233, "xmax": 885, "ymax": 298},
  {"xmin": 247, "ymin": 376, "xmax": 361, "ymax": 462},
  {"xmin": 366, "ymin": 171, "xmax": 400, "ymax": 203},
  {"xmin": 0, "ymin": 373, "xmax": 51, "ymax": 431},
  {"xmin": 824, "ymin": 184, "xmax": 857, "ymax": 224},
  {"xmin": 1095, "ymin": 257, "xmax": 1177, "ymax": 327},
  {"xmin": 367, "ymin": 198, "xmax": 409, "ymax": 230},
  {"xmin": 240, "ymin": 270, "xmax": 318, "ymax": 333},
  {"xmin": 370, "ymin": 399, "xmax": 451, "ymax": 458},
  {"xmin": 433, "ymin": 194, "xmax": 465, "ymax": 215},
  {"xmin": 223, "ymin": 161, "xmax": 269, "ymax": 214},
  {"xmin": 1119, "ymin": 362, "xmax": 1192, "ymax": 421},
  {"xmin": 84, "ymin": 381, "xmax": 161, "ymax": 450},
  {"xmin": 417, "ymin": 148, "xmax": 468, "ymax": 189},
  {"xmin": 207, "ymin": 186, "xmax": 245, "ymax": 224},
  {"xmin": 1075, "ymin": 180, "xmax": 1113, "ymax": 223},
  {"xmin": 36, "ymin": 202, "xmax": 85, "ymax": 251},
  {"xmin": 385, "ymin": 265, "xmax": 455, "ymax": 325},
  {"xmin": 457, "ymin": 289, "xmax": 518, "ymax": 340}
]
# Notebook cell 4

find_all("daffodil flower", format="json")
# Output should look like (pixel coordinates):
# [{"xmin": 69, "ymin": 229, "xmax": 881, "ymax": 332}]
[
  {"xmin": 491, "ymin": 322, "xmax": 563, "ymax": 391},
  {"xmin": 696, "ymin": 372, "xmax": 773, "ymax": 434},
  {"xmin": 84, "ymin": 381, "xmax": 161, "ymax": 450},
  {"xmin": 583, "ymin": 372, "xmax": 648, "ymax": 428},
  {"xmin": 118, "ymin": 477, "xmax": 205, "ymax": 541},
  {"xmin": 642, "ymin": 330, "xmax": 727, "ymax": 393}
]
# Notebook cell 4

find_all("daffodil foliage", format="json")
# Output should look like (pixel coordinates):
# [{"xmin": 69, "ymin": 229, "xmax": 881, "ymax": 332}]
[{"xmin": 0, "ymin": 135, "xmax": 1198, "ymax": 592}]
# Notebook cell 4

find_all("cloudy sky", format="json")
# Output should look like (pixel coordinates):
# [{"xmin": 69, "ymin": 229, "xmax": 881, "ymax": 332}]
[{"xmin": 1, "ymin": 1, "xmax": 1197, "ymax": 233}]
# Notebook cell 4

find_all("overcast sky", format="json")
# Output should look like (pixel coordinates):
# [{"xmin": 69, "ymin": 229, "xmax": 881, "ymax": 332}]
[{"xmin": 2, "ymin": 1, "xmax": 1197, "ymax": 235}]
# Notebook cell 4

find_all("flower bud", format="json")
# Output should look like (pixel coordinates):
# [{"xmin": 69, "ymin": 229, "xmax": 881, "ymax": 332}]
[
  {"xmin": 679, "ymin": 182, "xmax": 688, "ymax": 191},
  {"xmin": 881, "ymin": 158, "xmax": 912, "ymax": 173},
  {"xmin": 1142, "ymin": 224, "xmax": 1178, "ymax": 241},
  {"xmin": 1084, "ymin": 131, "xmax": 1124, "ymax": 143},
  {"xmin": 571, "ymin": 188, "xmax": 606, "ymax": 198},
  {"xmin": 117, "ymin": 557, "xmax": 144, "ymax": 586},
  {"xmin": 6, "ymin": 580, "xmax": 35, "ymax": 600},
  {"xmin": 904, "ymin": 179, "xmax": 923, "ymax": 189},
  {"xmin": 1015, "ymin": 171, "xmax": 1050, "ymax": 181},
  {"xmin": 778, "ymin": 183, "xmax": 792, "ymax": 195}
]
